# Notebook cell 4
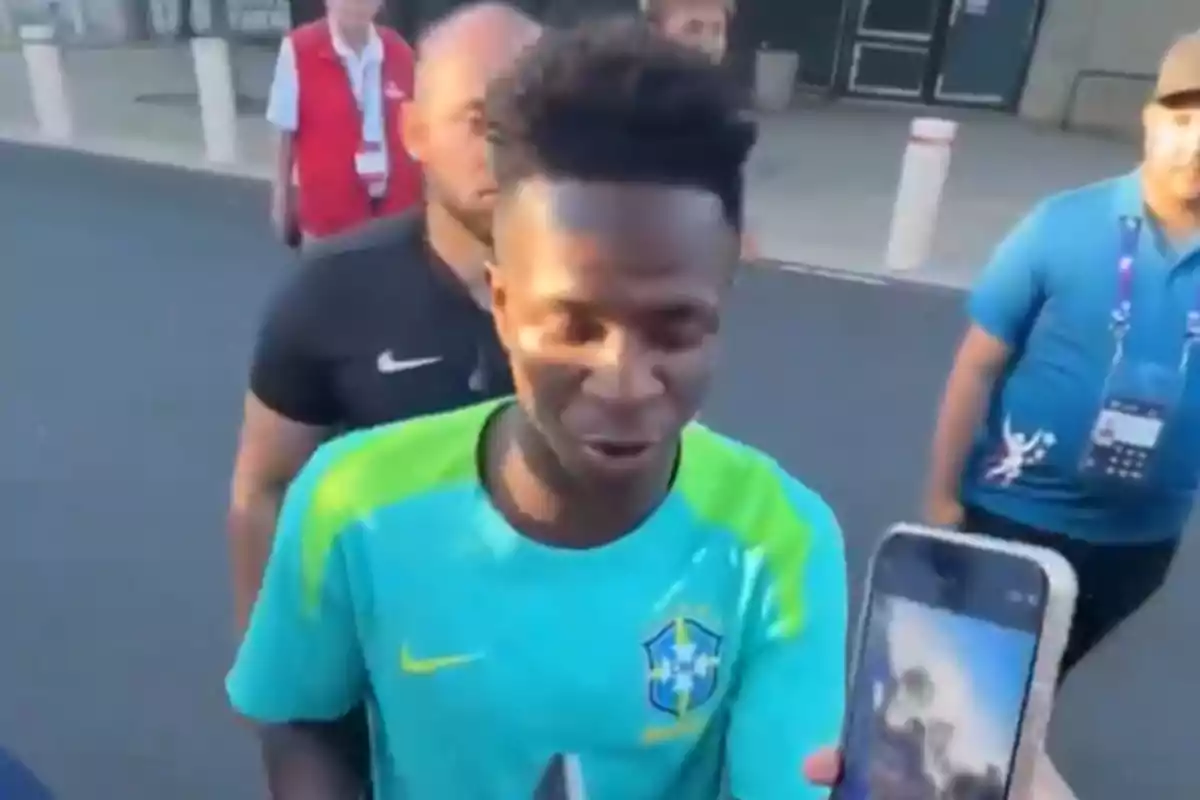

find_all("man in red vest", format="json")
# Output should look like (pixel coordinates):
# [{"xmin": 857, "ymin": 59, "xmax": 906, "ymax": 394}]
[{"xmin": 266, "ymin": 0, "xmax": 422, "ymax": 245}]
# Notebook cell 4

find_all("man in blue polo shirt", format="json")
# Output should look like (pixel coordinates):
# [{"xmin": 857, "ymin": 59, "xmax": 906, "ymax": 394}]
[{"xmin": 924, "ymin": 32, "xmax": 1200, "ymax": 683}]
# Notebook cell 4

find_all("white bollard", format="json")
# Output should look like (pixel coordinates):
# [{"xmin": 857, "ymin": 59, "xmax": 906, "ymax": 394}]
[
  {"xmin": 66, "ymin": 0, "xmax": 86, "ymax": 38},
  {"xmin": 884, "ymin": 117, "xmax": 958, "ymax": 272},
  {"xmin": 190, "ymin": 36, "xmax": 239, "ymax": 164},
  {"xmin": 1, "ymin": 0, "xmax": 15, "ymax": 41},
  {"xmin": 20, "ymin": 24, "xmax": 73, "ymax": 142}
]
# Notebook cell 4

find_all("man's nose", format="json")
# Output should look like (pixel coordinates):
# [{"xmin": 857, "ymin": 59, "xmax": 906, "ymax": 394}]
[{"xmin": 585, "ymin": 333, "xmax": 661, "ymax": 402}]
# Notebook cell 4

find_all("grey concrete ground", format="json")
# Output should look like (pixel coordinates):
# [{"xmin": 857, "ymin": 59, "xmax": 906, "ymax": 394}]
[
  {"xmin": 0, "ymin": 42, "xmax": 277, "ymax": 171},
  {"xmin": 0, "ymin": 142, "xmax": 1196, "ymax": 800},
  {"xmin": 0, "ymin": 44, "xmax": 1142, "ymax": 284}
]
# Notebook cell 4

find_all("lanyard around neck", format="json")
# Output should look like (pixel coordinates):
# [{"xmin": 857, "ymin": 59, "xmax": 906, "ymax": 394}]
[{"xmin": 1111, "ymin": 215, "xmax": 1200, "ymax": 342}]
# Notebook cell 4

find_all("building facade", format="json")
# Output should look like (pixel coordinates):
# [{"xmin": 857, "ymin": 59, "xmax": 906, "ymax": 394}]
[
  {"xmin": 1021, "ymin": 0, "xmax": 1200, "ymax": 133},
  {"xmin": 740, "ymin": 0, "xmax": 1197, "ymax": 129},
  {"xmin": 369, "ymin": 0, "xmax": 1195, "ymax": 136},
  {"xmin": 9, "ymin": 0, "xmax": 1194, "ymax": 137}
]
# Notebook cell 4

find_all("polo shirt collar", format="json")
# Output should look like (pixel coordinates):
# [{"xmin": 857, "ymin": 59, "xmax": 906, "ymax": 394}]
[
  {"xmin": 330, "ymin": 21, "xmax": 381, "ymax": 62},
  {"xmin": 1116, "ymin": 168, "xmax": 1200, "ymax": 261},
  {"xmin": 1112, "ymin": 169, "xmax": 1145, "ymax": 218}
]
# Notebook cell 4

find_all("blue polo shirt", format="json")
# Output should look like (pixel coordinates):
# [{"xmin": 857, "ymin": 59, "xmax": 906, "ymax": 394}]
[
  {"xmin": 0, "ymin": 748, "xmax": 51, "ymax": 799},
  {"xmin": 961, "ymin": 171, "xmax": 1200, "ymax": 543}
]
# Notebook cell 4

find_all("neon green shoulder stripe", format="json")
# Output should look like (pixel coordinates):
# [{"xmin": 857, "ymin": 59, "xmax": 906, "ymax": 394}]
[
  {"xmin": 675, "ymin": 424, "xmax": 813, "ymax": 636},
  {"xmin": 299, "ymin": 399, "xmax": 504, "ymax": 609}
]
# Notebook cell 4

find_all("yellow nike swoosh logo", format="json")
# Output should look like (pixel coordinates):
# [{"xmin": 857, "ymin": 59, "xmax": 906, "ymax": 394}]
[{"xmin": 399, "ymin": 645, "xmax": 482, "ymax": 675}]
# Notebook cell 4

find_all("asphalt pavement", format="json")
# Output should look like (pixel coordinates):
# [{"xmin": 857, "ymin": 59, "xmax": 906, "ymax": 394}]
[{"xmin": 0, "ymin": 141, "xmax": 1196, "ymax": 800}]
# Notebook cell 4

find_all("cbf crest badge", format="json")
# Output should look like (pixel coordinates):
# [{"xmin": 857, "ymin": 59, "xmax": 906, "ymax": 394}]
[{"xmin": 644, "ymin": 617, "xmax": 722, "ymax": 718}]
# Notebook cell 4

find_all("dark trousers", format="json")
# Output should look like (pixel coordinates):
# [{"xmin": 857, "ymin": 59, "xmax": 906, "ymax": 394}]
[
  {"xmin": 963, "ymin": 505, "xmax": 1178, "ymax": 682},
  {"xmin": 329, "ymin": 705, "xmax": 373, "ymax": 799}
]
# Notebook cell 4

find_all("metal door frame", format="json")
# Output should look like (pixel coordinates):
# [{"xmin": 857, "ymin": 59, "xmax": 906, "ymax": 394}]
[
  {"xmin": 840, "ymin": 0, "xmax": 946, "ymax": 100},
  {"xmin": 933, "ymin": 74, "xmax": 1005, "ymax": 105},
  {"xmin": 854, "ymin": 0, "xmax": 940, "ymax": 43},
  {"xmin": 847, "ymin": 41, "xmax": 928, "ymax": 98},
  {"xmin": 932, "ymin": 0, "xmax": 1047, "ymax": 108},
  {"xmin": 830, "ymin": 0, "xmax": 1048, "ymax": 109}
]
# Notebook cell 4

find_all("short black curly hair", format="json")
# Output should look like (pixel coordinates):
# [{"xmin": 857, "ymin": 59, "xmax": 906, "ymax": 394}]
[{"xmin": 484, "ymin": 16, "xmax": 756, "ymax": 231}]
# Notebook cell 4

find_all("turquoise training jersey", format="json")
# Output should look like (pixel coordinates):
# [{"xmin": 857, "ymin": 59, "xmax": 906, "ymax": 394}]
[{"xmin": 227, "ymin": 400, "xmax": 847, "ymax": 799}]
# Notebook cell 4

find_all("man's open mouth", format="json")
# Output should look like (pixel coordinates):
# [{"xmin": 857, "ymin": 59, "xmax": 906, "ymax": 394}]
[{"xmin": 582, "ymin": 441, "xmax": 653, "ymax": 460}]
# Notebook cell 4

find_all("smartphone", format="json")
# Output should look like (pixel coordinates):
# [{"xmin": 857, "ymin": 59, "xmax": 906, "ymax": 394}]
[{"xmin": 835, "ymin": 524, "xmax": 1077, "ymax": 800}]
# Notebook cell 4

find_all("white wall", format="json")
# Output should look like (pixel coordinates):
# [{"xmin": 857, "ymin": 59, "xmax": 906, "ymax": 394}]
[
  {"xmin": 1085, "ymin": 0, "xmax": 1198, "ymax": 75},
  {"xmin": 1020, "ymin": 0, "xmax": 1200, "ymax": 136}
]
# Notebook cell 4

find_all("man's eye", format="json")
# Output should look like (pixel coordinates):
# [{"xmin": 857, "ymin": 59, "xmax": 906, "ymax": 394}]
[
  {"xmin": 651, "ymin": 320, "xmax": 709, "ymax": 350},
  {"xmin": 549, "ymin": 316, "xmax": 604, "ymax": 345}
]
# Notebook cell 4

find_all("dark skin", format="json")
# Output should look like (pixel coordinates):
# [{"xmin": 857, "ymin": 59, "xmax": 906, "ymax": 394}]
[
  {"xmin": 484, "ymin": 178, "xmax": 737, "ymax": 547},
  {"xmin": 260, "ymin": 723, "xmax": 363, "ymax": 799}
]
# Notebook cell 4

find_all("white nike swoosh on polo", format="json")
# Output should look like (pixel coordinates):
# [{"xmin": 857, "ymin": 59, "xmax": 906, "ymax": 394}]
[{"xmin": 377, "ymin": 352, "xmax": 443, "ymax": 374}]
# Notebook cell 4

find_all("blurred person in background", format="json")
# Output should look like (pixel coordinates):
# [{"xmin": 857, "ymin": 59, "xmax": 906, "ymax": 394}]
[
  {"xmin": 643, "ymin": 0, "xmax": 730, "ymax": 64},
  {"xmin": 229, "ymin": 5, "xmax": 541, "ymax": 798},
  {"xmin": 266, "ymin": 0, "xmax": 422, "ymax": 246},
  {"xmin": 924, "ymin": 32, "xmax": 1200, "ymax": 685},
  {"xmin": 644, "ymin": 0, "xmax": 759, "ymax": 261},
  {"xmin": 921, "ymin": 34, "xmax": 1200, "ymax": 798},
  {"xmin": 788, "ymin": 38, "xmax": 1200, "ymax": 800}
]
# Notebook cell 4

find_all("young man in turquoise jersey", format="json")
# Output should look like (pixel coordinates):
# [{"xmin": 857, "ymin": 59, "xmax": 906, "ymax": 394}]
[{"xmin": 228, "ymin": 18, "xmax": 847, "ymax": 799}]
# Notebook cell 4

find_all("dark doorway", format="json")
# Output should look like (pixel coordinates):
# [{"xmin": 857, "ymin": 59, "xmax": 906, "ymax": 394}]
[
  {"xmin": 374, "ymin": 0, "xmax": 635, "ymax": 37},
  {"xmin": 734, "ymin": 0, "xmax": 846, "ymax": 88},
  {"xmin": 840, "ymin": 0, "xmax": 1044, "ymax": 110},
  {"xmin": 287, "ymin": 0, "xmax": 323, "ymax": 26}
]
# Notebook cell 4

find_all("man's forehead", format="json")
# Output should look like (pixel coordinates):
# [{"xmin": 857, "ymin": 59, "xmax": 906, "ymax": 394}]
[
  {"xmin": 415, "ymin": 5, "xmax": 541, "ymax": 102},
  {"xmin": 675, "ymin": 4, "xmax": 727, "ymax": 20},
  {"xmin": 540, "ymin": 180, "xmax": 726, "ymax": 232},
  {"xmin": 417, "ymin": 2, "xmax": 538, "ymax": 52},
  {"xmin": 495, "ymin": 180, "xmax": 733, "ymax": 285},
  {"xmin": 420, "ymin": 46, "xmax": 517, "ymax": 93},
  {"xmin": 497, "ymin": 180, "xmax": 728, "ymax": 243}
]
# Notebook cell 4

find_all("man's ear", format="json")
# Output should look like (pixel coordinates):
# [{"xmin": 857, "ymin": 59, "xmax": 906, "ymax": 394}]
[
  {"xmin": 485, "ymin": 260, "xmax": 510, "ymax": 349},
  {"xmin": 400, "ymin": 99, "xmax": 425, "ymax": 162}
]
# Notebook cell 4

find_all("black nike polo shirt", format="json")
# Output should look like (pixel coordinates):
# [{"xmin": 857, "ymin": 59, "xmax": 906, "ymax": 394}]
[{"xmin": 250, "ymin": 211, "xmax": 514, "ymax": 432}]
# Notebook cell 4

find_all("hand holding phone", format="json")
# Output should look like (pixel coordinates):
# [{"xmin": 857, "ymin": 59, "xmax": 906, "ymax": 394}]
[
  {"xmin": 835, "ymin": 524, "xmax": 1076, "ymax": 800},
  {"xmin": 924, "ymin": 496, "xmax": 965, "ymax": 530}
]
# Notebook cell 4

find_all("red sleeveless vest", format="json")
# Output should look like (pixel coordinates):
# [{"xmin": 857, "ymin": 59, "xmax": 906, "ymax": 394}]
[{"xmin": 290, "ymin": 20, "xmax": 421, "ymax": 237}]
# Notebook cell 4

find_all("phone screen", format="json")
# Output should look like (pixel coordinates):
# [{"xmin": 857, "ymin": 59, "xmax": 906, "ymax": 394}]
[{"xmin": 838, "ymin": 532, "xmax": 1047, "ymax": 800}]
